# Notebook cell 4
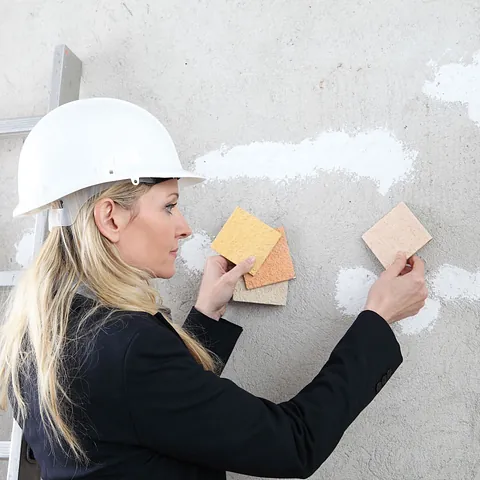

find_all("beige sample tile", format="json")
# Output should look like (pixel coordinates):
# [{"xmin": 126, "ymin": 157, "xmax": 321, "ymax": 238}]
[
  {"xmin": 362, "ymin": 202, "xmax": 433, "ymax": 269},
  {"xmin": 211, "ymin": 207, "xmax": 281, "ymax": 275},
  {"xmin": 233, "ymin": 277, "xmax": 288, "ymax": 306}
]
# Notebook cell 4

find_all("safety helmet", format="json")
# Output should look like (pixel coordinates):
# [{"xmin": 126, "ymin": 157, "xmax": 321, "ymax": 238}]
[{"xmin": 13, "ymin": 97, "xmax": 204, "ymax": 229}]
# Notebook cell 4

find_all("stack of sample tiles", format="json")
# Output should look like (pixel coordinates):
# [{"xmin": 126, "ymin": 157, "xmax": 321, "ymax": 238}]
[{"xmin": 211, "ymin": 207, "xmax": 296, "ymax": 306}]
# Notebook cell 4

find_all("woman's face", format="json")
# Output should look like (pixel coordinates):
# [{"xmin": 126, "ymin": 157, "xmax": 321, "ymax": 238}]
[{"xmin": 95, "ymin": 179, "xmax": 192, "ymax": 278}]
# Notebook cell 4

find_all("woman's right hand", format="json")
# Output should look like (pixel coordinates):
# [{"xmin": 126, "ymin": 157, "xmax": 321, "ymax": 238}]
[{"xmin": 364, "ymin": 252, "xmax": 428, "ymax": 324}]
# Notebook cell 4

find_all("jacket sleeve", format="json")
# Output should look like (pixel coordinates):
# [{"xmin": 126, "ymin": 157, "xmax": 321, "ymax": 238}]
[
  {"xmin": 124, "ymin": 310, "xmax": 402, "ymax": 479},
  {"xmin": 182, "ymin": 307, "xmax": 243, "ymax": 370}
]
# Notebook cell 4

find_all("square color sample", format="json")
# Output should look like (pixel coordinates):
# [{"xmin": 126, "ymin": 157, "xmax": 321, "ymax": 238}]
[
  {"xmin": 233, "ymin": 277, "xmax": 288, "ymax": 306},
  {"xmin": 244, "ymin": 227, "xmax": 296, "ymax": 289},
  {"xmin": 362, "ymin": 202, "xmax": 433, "ymax": 269},
  {"xmin": 211, "ymin": 207, "xmax": 281, "ymax": 276}
]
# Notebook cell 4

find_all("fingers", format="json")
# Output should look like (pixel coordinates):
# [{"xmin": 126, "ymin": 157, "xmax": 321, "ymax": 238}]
[
  {"xmin": 386, "ymin": 254, "xmax": 425, "ymax": 280},
  {"xmin": 222, "ymin": 256, "xmax": 255, "ymax": 285},
  {"xmin": 205, "ymin": 255, "xmax": 228, "ymax": 269},
  {"xmin": 384, "ymin": 252, "xmax": 407, "ymax": 278},
  {"xmin": 399, "ymin": 264, "xmax": 413, "ymax": 276},
  {"xmin": 406, "ymin": 257, "xmax": 428, "ymax": 298},
  {"xmin": 409, "ymin": 255, "xmax": 425, "ymax": 277}
]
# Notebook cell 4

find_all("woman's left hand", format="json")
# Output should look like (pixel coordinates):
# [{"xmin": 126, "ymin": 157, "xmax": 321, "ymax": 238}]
[{"xmin": 194, "ymin": 255, "xmax": 255, "ymax": 320}]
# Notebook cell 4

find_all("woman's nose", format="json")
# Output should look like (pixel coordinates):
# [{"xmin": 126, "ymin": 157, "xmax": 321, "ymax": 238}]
[{"xmin": 177, "ymin": 212, "xmax": 192, "ymax": 239}]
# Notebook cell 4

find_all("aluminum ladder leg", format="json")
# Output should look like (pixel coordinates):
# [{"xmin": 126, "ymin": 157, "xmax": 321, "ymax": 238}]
[{"xmin": 0, "ymin": 44, "xmax": 83, "ymax": 480}]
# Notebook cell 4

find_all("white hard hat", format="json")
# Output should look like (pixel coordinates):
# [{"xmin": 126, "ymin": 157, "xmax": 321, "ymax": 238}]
[{"xmin": 13, "ymin": 97, "xmax": 204, "ymax": 229}]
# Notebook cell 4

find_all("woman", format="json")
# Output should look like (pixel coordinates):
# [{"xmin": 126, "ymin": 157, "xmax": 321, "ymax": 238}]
[{"xmin": 0, "ymin": 98, "xmax": 427, "ymax": 480}]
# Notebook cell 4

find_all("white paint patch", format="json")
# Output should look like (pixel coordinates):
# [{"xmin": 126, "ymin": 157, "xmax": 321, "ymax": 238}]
[
  {"xmin": 397, "ymin": 298, "xmax": 441, "ymax": 335},
  {"xmin": 179, "ymin": 231, "xmax": 215, "ymax": 273},
  {"xmin": 195, "ymin": 130, "xmax": 417, "ymax": 195},
  {"xmin": 334, "ymin": 267, "xmax": 440, "ymax": 335},
  {"xmin": 423, "ymin": 52, "xmax": 480, "ymax": 125},
  {"xmin": 335, "ymin": 267, "xmax": 377, "ymax": 316},
  {"xmin": 15, "ymin": 229, "xmax": 35, "ymax": 268},
  {"xmin": 432, "ymin": 265, "xmax": 480, "ymax": 301}
]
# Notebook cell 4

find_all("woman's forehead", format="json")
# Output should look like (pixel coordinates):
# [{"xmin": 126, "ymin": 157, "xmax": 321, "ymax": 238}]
[{"xmin": 150, "ymin": 179, "xmax": 179, "ymax": 197}]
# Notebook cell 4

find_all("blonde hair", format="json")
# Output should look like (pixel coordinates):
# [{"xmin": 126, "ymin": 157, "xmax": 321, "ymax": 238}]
[{"xmin": 0, "ymin": 181, "xmax": 216, "ymax": 461}]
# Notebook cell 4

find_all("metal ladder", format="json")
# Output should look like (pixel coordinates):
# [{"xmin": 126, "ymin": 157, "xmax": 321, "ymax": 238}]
[{"xmin": 0, "ymin": 44, "xmax": 83, "ymax": 480}]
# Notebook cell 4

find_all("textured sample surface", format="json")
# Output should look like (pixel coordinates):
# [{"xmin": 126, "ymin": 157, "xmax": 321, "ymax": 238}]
[
  {"xmin": 211, "ymin": 207, "xmax": 281, "ymax": 275},
  {"xmin": 233, "ymin": 277, "xmax": 288, "ymax": 306},
  {"xmin": 244, "ymin": 227, "xmax": 295, "ymax": 289},
  {"xmin": 362, "ymin": 202, "xmax": 433, "ymax": 268}
]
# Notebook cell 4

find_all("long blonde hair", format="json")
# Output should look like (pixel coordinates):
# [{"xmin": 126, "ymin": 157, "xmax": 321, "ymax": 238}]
[{"xmin": 0, "ymin": 181, "xmax": 215, "ymax": 461}]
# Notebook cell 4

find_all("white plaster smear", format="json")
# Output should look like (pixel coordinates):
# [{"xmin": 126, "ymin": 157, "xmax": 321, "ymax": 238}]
[
  {"xmin": 334, "ymin": 265, "xmax": 479, "ymax": 335},
  {"xmin": 15, "ymin": 229, "xmax": 35, "ymax": 268},
  {"xmin": 179, "ymin": 231, "xmax": 215, "ymax": 273},
  {"xmin": 432, "ymin": 264, "xmax": 480, "ymax": 301},
  {"xmin": 397, "ymin": 298, "xmax": 441, "ymax": 335},
  {"xmin": 335, "ymin": 267, "xmax": 440, "ymax": 335},
  {"xmin": 334, "ymin": 268, "xmax": 377, "ymax": 316},
  {"xmin": 423, "ymin": 51, "xmax": 480, "ymax": 126},
  {"xmin": 194, "ymin": 130, "xmax": 417, "ymax": 195}
]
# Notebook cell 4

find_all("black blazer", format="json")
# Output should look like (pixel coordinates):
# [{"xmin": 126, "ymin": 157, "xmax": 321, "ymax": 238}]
[{"xmin": 22, "ymin": 295, "xmax": 402, "ymax": 479}]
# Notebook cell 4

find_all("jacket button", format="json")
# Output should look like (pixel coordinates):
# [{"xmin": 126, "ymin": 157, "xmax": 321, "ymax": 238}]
[
  {"xmin": 376, "ymin": 382, "xmax": 382, "ymax": 393},
  {"xmin": 382, "ymin": 375, "xmax": 388, "ymax": 385},
  {"xmin": 387, "ymin": 369, "xmax": 393, "ymax": 378}
]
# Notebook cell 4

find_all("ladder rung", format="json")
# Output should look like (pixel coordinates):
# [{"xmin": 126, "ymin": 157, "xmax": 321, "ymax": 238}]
[
  {"xmin": 0, "ymin": 117, "xmax": 42, "ymax": 137},
  {"xmin": 0, "ymin": 271, "xmax": 23, "ymax": 287},
  {"xmin": 0, "ymin": 441, "xmax": 10, "ymax": 459}
]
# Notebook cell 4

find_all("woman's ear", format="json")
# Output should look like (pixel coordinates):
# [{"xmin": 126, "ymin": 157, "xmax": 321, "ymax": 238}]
[{"xmin": 93, "ymin": 198, "xmax": 130, "ymax": 243}]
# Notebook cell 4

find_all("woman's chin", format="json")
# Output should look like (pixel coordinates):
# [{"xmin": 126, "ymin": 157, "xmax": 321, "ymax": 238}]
[
  {"xmin": 157, "ymin": 265, "xmax": 176, "ymax": 280},
  {"xmin": 149, "ymin": 258, "xmax": 177, "ymax": 280}
]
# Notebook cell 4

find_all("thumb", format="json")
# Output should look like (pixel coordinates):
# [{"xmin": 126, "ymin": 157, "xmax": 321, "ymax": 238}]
[
  {"xmin": 224, "ymin": 256, "xmax": 256, "ymax": 284},
  {"xmin": 384, "ymin": 252, "xmax": 407, "ymax": 278}
]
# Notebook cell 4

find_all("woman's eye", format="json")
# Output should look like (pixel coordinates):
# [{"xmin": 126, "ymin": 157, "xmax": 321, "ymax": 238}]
[{"xmin": 166, "ymin": 203, "xmax": 177, "ymax": 214}]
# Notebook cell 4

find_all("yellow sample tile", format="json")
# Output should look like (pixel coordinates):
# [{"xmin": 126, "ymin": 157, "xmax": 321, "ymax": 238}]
[
  {"xmin": 211, "ymin": 207, "xmax": 281, "ymax": 275},
  {"xmin": 362, "ymin": 202, "xmax": 433, "ymax": 269},
  {"xmin": 233, "ymin": 277, "xmax": 288, "ymax": 306}
]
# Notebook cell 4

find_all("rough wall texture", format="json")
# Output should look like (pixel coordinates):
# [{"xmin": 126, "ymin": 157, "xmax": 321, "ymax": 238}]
[{"xmin": 1, "ymin": 1, "xmax": 480, "ymax": 479}]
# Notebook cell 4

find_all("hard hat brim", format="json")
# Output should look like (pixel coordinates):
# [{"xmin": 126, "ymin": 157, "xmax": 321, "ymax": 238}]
[{"xmin": 13, "ymin": 169, "xmax": 205, "ymax": 218}]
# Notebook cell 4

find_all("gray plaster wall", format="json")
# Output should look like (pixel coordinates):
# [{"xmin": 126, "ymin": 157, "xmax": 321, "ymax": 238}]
[{"xmin": 1, "ymin": 1, "xmax": 480, "ymax": 479}]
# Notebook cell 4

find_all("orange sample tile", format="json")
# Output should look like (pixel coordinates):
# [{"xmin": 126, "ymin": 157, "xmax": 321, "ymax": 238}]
[
  {"xmin": 244, "ymin": 227, "xmax": 295, "ymax": 289},
  {"xmin": 211, "ymin": 207, "xmax": 281, "ymax": 276},
  {"xmin": 362, "ymin": 202, "xmax": 433, "ymax": 269}
]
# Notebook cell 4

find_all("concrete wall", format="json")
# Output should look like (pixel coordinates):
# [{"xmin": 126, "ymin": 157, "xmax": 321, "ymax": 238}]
[{"xmin": 1, "ymin": 1, "xmax": 480, "ymax": 479}]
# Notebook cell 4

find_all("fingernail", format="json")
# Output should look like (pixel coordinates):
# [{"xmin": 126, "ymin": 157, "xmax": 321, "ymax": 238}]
[{"xmin": 247, "ymin": 256, "xmax": 256, "ymax": 263}]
